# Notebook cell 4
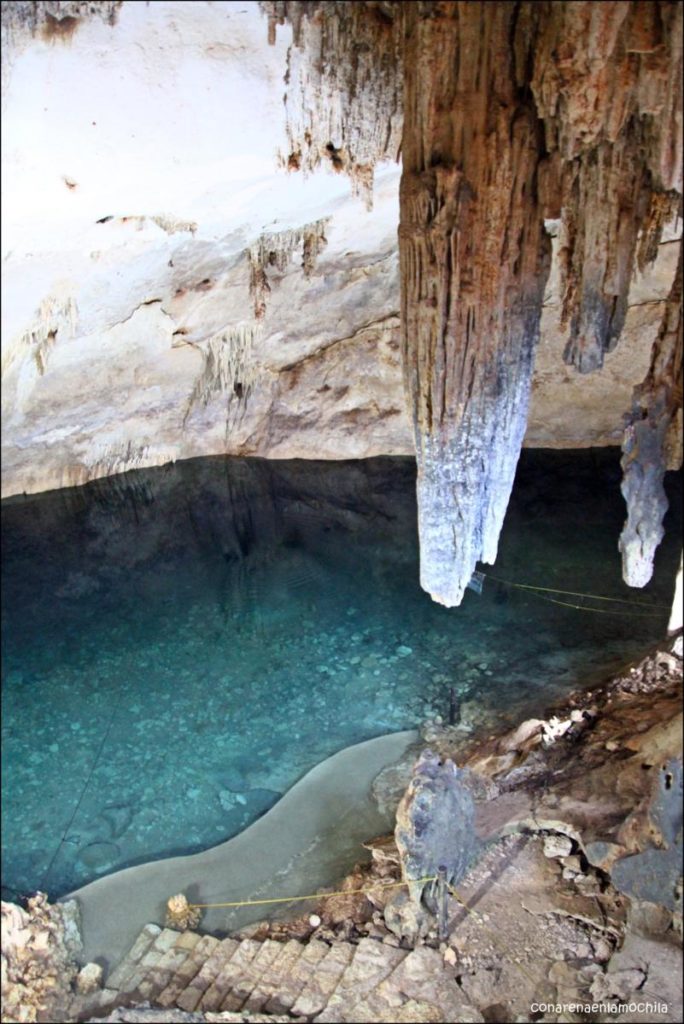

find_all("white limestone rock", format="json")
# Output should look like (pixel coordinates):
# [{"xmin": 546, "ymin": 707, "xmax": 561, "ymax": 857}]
[
  {"xmin": 75, "ymin": 961, "xmax": 103, "ymax": 995},
  {"xmin": 542, "ymin": 834, "xmax": 573, "ymax": 859}
]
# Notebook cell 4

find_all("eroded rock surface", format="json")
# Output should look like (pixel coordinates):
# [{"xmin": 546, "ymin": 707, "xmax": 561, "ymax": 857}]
[{"xmin": 0, "ymin": 893, "xmax": 83, "ymax": 1023}]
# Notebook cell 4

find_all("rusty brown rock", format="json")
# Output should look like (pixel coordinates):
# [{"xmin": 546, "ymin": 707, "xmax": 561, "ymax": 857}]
[{"xmin": 263, "ymin": 0, "xmax": 403, "ymax": 206}]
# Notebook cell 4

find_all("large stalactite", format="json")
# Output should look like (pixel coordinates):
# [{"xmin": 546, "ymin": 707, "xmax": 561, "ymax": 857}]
[
  {"xmin": 399, "ymin": 3, "xmax": 551, "ymax": 606},
  {"xmin": 619, "ymin": 242, "xmax": 683, "ymax": 587},
  {"xmin": 267, "ymin": 1, "xmax": 683, "ymax": 606},
  {"xmin": 399, "ymin": 1, "xmax": 682, "ymax": 606}
]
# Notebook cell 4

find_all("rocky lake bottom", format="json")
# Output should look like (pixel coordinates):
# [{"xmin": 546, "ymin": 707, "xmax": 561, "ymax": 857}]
[{"xmin": 1, "ymin": 451, "xmax": 681, "ymax": 900}]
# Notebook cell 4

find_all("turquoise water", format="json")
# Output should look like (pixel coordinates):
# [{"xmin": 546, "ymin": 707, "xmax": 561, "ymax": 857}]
[{"xmin": 1, "ymin": 452, "xmax": 681, "ymax": 900}]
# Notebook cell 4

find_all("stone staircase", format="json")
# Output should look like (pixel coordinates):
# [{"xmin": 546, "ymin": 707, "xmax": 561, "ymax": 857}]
[{"xmin": 72, "ymin": 924, "xmax": 483, "ymax": 1022}]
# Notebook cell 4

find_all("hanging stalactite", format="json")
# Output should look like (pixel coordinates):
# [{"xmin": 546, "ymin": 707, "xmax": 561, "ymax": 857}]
[
  {"xmin": 398, "ymin": 2, "xmax": 552, "ymax": 607},
  {"xmin": 619, "ymin": 240, "xmax": 683, "ymax": 587},
  {"xmin": 263, "ymin": 0, "xmax": 683, "ymax": 606}
]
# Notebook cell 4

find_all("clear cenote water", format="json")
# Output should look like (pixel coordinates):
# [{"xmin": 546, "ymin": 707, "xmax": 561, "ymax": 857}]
[{"xmin": 1, "ymin": 451, "xmax": 681, "ymax": 900}]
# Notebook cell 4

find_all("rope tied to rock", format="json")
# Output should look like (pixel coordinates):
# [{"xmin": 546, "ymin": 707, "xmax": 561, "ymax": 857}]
[
  {"xmin": 185, "ymin": 875, "xmax": 438, "ymax": 909},
  {"xmin": 479, "ymin": 573, "xmax": 670, "ymax": 617},
  {"xmin": 174, "ymin": 874, "xmax": 544, "ymax": 993}
]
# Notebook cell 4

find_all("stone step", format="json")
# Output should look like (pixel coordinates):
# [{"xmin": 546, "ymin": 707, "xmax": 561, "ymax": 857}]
[
  {"xmin": 198, "ymin": 937, "xmax": 261, "ymax": 1012},
  {"xmin": 373, "ymin": 944, "xmax": 482, "ymax": 1022},
  {"xmin": 137, "ymin": 930, "xmax": 202, "ymax": 1002},
  {"xmin": 242, "ymin": 938, "xmax": 307, "ymax": 1014},
  {"xmin": 290, "ymin": 941, "xmax": 355, "ymax": 1018},
  {"xmin": 175, "ymin": 936, "xmax": 239, "ymax": 1013},
  {"xmin": 155, "ymin": 934, "xmax": 219, "ymax": 1009},
  {"xmin": 117, "ymin": 929, "xmax": 181, "ymax": 1004},
  {"xmin": 263, "ymin": 938, "xmax": 330, "ymax": 1015},
  {"xmin": 106, "ymin": 924, "xmax": 162, "ymax": 991},
  {"xmin": 70, "ymin": 986, "xmax": 119, "ymax": 1023},
  {"xmin": 100, "ymin": 924, "xmax": 477, "ymax": 1024},
  {"xmin": 315, "ymin": 938, "xmax": 407, "ymax": 1022},
  {"xmin": 220, "ymin": 938, "xmax": 285, "ymax": 1012}
]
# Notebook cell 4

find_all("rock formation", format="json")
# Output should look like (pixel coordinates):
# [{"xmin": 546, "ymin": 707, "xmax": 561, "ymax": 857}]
[
  {"xmin": 398, "ymin": 3, "xmax": 552, "ymax": 605},
  {"xmin": 394, "ymin": 750, "xmax": 478, "ymax": 906},
  {"xmin": 263, "ymin": 1, "xmax": 403, "ymax": 205},
  {"xmin": 620, "ymin": 244, "xmax": 683, "ymax": 586},
  {"xmin": 267, "ymin": 0, "xmax": 683, "ymax": 605},
  {"xmin": 0, "ymin": 893, "xmax": 82, "ymax": 1023}
]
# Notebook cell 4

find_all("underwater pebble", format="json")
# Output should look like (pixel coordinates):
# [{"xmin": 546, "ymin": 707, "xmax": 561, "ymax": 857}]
[
  {"xmin": 396, "ymin": 646, "xmax": 412, "ymax": 657},
  {"xmin": 219, "ymin": 790, "xmax": 238, "ymax": 812},
  {"xmin": 77, "ymin": 841, "xmax": 120, "ymax": 874}
]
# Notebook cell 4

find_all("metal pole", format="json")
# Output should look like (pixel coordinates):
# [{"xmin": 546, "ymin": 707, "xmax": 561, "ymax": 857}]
[{"xmin": 437, "ymin": 864, "xmax": 448, "ymax": 942}]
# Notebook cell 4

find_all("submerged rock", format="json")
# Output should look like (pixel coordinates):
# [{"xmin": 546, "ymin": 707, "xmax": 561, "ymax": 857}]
[{"xmin": 77, "ymin": 841, "xmax": 120, "ymax": 874}]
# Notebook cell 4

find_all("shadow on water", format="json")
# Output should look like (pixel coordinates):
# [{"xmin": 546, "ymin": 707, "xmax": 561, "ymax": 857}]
[{"xmin": 1, "ymin": 450, "xmax": 681, "ymax": 898}]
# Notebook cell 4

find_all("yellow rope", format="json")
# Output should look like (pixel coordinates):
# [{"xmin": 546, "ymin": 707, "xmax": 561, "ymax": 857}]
[
  {"xmin": 483, "ymin": 573, "xmax": 669, "ymax": 615},
  {"xmin": 188, "ymin": 875, "xmax": 437, "ymax": 909},
  {"xmin": 190, "ymin": 873, "xmax": 559, "ymax": 994},
  {"xmin": 531, "ymin": 592, "xmax": 665, "ymax": 618}
]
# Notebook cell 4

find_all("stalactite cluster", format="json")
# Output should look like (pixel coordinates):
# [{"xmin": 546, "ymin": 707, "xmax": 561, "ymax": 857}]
[
  {"xmin": 264, "ymin": 0, "xmax": 682, "ymax": 606},
  {"xmin": 184, "ymin": 323, "xmax": 262, "ymax": 425},
  {"xmin": 262, "ymin": 1, "xmax": 403, "ymax": 207},
  {"xmin": 247, "ymin": 219, "xmax": 329, "ymax": 320},
  {"xmin": 531, "ymin": 1, "xmax": 683, "ymax": 374},
  {"xmin": 1, "ymin": 296, "xmax": 78, "ymax": 380}
]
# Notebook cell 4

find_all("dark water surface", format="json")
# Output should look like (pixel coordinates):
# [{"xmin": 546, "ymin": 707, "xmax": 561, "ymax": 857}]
[{"xmin": 1, "ymin": 451, "xmax": 681, "ymax": 899}]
